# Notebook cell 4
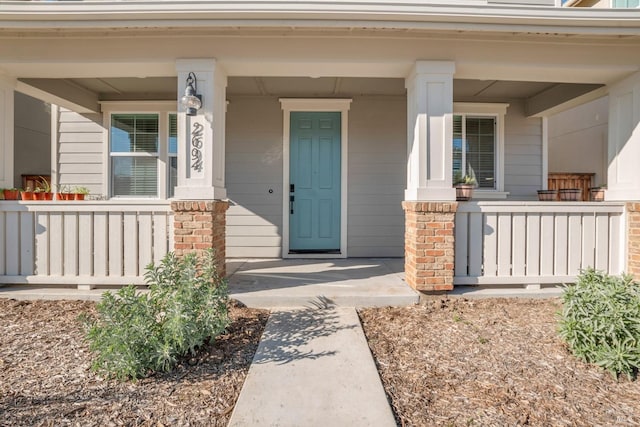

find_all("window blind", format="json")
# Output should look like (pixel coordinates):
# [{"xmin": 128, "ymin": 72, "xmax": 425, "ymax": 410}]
[
  {"xmin": 452, "ymin": 115, "xmax": 496, "ymax": 189},
  {"xmin": 111, "ymin": 157, "xmax": 158, "ymax": 197}
]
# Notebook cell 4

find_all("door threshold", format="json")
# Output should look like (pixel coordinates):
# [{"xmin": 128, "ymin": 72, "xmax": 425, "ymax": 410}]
[{"xmin": 289, "ymin": 250, "xmax": 341, "ymax": 255}]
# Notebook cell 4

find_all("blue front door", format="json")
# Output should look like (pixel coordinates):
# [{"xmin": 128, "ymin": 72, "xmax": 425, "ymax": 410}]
[{"xmin": 289, "ymin": 112, "xmax": 341, "ymax": 253}]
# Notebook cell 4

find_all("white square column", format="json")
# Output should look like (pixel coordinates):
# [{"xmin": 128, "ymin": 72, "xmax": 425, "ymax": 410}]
[
  {"xmin": 174, "ymin": 58, "xmax": 227, "ymax": 200},
  {"xmin": 607, "ymin": 70, "xmax": 640, "ymax": 201},
  {"xmin": 0, "ymin": 76, "xmax": 15, "ymax": 188},
  {"xmin": 405, "ymin": 61, "xmax": 456, "ymax": 201}
]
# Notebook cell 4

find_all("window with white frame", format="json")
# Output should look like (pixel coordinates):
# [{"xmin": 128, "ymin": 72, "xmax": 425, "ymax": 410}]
[
  {"xmin": 106, "ymin": 104, "xmax": 177, "ymax": 199},
  {"xmin": 111, "ymin": 113, "xmax": 159, "ymax": 197},
  {"xmin": 452, "ymin": 103, "xmax": 508, "ymax": 193}
]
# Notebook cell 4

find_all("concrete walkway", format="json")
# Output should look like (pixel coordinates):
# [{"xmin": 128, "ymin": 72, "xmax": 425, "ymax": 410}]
[
  {"xmin": 228, "ymin": 306, "xmax": 396, "ymax": 427},
  {"xmin": 228, "ymin": 258, "xmax": 418, "ymax": 308}
]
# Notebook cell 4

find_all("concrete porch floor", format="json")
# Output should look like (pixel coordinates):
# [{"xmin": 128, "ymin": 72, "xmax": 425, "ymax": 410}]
[{"xmin": 227, "ymin": 258, "xmax": 419, "ymax": 308}]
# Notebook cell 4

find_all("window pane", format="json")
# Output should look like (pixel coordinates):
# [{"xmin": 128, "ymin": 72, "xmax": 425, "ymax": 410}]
[
  {"xmin": 111, "ymin": 114, "xmax": 158, "ymax": 153},
  {"xmin": 168, "ymin": 156, "xmax": 177, "ymax": 198},
  {"xmin": 465, "ymin": 117, "xmax": 496, "ymax": 189},
  {"xmin": 112, "ymin": 156, "xmax": 158, "ymax": 196},
  {"xmin": 613, "ymin": 0, "xmax": 638, "ymax": 6},
  {"xmin": 452, "ymin": 115, "xmax": 463, "ymax": 181},
  {"xmin": 169, "ymin": 114, "xmax": 178, "ymax": 154}
]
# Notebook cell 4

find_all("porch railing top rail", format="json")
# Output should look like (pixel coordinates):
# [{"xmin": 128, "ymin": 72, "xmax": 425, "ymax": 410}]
[
  {"xmin": 0, "ymin": 200, "xmax": 172, "ymax": 213},
  {"xmin": 456, "ymin": 201, "xmax": 625, "ymax": 214}
]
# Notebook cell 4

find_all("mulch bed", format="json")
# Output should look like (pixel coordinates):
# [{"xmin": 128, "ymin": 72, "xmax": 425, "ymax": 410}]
[
  {"xmin": 0, "ymin": 298, "xmax": 268, "ymax": 427},
  {"xmin": 359, "ymin": 298, "xmax": 640, "ymax": 427}
]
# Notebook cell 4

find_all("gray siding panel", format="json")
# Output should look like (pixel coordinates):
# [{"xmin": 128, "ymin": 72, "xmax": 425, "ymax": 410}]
[
  {"xmin": 347, "ymin": 96, "xmax": 405, "ymax": 257},
  {"xmin": 225, "ymin": 97, "xmax": 284, "ymax": 258},
  {"xmin": 56, "ymin": 108, "xmax": 104, "ymax": 196},
  {"xmin": 503, "ymin": 100, "xmax": 543, "ymax": 199}
]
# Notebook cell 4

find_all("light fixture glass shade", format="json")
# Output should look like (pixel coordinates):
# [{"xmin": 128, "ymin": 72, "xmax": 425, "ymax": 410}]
[{"xmin": 180, "ymin": 77, "xmax": 202, "ymax": 116}]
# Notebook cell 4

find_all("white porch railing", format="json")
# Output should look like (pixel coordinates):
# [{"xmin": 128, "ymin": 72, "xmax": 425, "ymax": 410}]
[
  {"xmin": 0, "ymin": 201, "xmax": 173, "ymax": 287},
  {"xmin": 454, "ymin": 202, "xmax": 626, "ymax": 286}
]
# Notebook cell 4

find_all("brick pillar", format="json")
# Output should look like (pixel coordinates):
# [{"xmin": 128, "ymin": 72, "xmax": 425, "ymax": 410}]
[
  {"xmin": 627, "ymin": 202, "xmax": 640, "ymax": 280},
  {"xmin": 402, "ymin": 201, "xmax": 457, "ymax": 292},
  {"xmin": 171, "ymin": 200, "xmax": 229, "ymax": 277}
]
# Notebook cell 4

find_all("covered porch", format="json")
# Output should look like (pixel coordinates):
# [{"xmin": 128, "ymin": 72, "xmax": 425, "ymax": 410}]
[{"xmin": 1, "ymin": 1, "xmax": 640, "ymax": 294}]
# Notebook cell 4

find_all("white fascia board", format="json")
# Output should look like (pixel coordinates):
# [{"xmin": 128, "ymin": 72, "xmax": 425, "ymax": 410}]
[{"xmin": 1, "ymin": 1, "xmax": 640, "ymax": 36}]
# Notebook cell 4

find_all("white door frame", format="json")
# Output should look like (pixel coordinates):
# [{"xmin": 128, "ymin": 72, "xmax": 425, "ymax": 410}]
[{"xmin": 280, "ymin": 98, "xmax": 351, "ymax": 259}]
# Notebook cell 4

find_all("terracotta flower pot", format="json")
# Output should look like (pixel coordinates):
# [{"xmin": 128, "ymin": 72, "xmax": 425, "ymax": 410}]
[
  {"xmin": 74, "ymin": 193, "xmax": 85, "ymax": 201},
  {"xmin": 2, "ymin": 189, "xmax": 19, "ymax": 200},
  {"xmin": 64, "ymin": 193, "xmax": 74, "ymax": 201},
  {"xmin": 43, "ymin": 192, "xmax": 53, "ymax": 201},
  {"xmin": 55, "ymin": 193, "xmax": 65, "ymax": 200},
  {"xmin": 20, "ymin": 191, "xmax": 34, "ymax": 201}
]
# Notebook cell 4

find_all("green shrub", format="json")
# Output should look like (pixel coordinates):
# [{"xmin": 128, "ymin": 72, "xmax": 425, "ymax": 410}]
[
  {"xmin": 558, "ymin": 268, "xmax": 640, "ymax": 380},
  {"xmin": 83, "ymin": 250, "xmax": 229, "ymax": 380}
]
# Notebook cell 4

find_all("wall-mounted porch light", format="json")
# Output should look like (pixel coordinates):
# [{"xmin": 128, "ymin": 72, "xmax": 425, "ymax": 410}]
[{"xmin": 180, "ymin": 72, "xmax": 202, "ymax": 116}]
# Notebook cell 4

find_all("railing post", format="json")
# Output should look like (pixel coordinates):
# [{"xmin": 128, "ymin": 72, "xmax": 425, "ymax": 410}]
[{"xmin": 402, "ymin": 201, "xmax": 457, "ymax": 292}]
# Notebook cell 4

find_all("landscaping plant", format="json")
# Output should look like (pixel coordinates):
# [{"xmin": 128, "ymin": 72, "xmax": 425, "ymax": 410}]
[
  {"xmin": 83, "ymin": 250, "xmax": 229, "ymax": 380},
  {"xmin": 559, "ymin": 268, "xmax": 640, "ymax": 380}
]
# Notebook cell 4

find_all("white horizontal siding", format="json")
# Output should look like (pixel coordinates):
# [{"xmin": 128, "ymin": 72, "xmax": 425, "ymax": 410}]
[{"xmin": 56, "ymin": 108, "xmax": 104, "ymax": 196}]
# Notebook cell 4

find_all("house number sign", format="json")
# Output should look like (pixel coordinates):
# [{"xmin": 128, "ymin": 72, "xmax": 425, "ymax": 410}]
[{"xmin": 190, "ymin": 121, "xmax": 204, "ymax": 173}]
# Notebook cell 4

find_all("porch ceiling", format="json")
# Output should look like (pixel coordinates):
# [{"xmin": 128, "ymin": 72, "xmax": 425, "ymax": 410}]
[{"xmin": 20, "ymin": 75, "xmax": 599, "ymax": 103}]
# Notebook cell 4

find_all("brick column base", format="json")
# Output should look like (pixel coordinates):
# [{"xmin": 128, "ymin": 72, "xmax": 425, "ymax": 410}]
[
  {"xmin": 402, "ymin": 201, "xmax": 458, "ymax": 292},
  {"xmin": 171, "ymin": 200, "xmax": 229, "ymax": 277},
  {"xmin": 627, "ymin": 203, "xmax": 640, "ymax": 280}
]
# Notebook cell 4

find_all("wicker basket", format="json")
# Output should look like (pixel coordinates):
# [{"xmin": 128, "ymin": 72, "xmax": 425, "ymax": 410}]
[
  {"xmin": 537, "ymin": 190, "xmax": 557, "ymax": 201},
  {"xmin": 558, "ymin": 188, "xmax": 581, "ymax": 201}
]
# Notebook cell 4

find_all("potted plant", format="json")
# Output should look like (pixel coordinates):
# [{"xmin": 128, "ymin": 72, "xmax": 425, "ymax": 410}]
[
  {"xmin": 37, "ymin": 176, "xmax": 53, "ymax": 201},
  {"xmin": 55, "ymin": 185, "xmax": 71, "ymax": 200},
  {"xmin": 20, "ymin": 186, "xmax": 34, "ymax": 201},
  {"xmin": 537, "ymin": 189, "xmax": 558, "ymax": 201},
  {"xmin": 73, "ymin": 186, "xmax": 90, "ymax": 201},
  {"xmin": 590, "ymin": 186, "xmax": 606, "ymax": 202},
  {"xmin": 2, "ymin": 188, "xmax": 20, "ymax": 200},
  {"xmin": 454, "ymin": 173, "xmax": 477, "ymax": 201}
]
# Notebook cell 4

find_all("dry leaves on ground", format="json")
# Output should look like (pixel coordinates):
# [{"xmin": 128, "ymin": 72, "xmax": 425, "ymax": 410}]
[
  {"xmin": 0, "ymin": 298, "xmax": 268, "ymax": 427},
  {"xmin": 360, "ymin": 298, "xmax": 640, "ymax": 427}
]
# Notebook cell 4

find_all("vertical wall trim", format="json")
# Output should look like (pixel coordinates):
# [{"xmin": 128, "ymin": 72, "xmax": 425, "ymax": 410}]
[
  {"xmin": 542, "ymin": 116, "xmax": 549, "ymax": 190},
  {"xmin": 50, "ymin": 104, "xmax": 59, "ymax": 190},
  {"xmin": 0, "ymin": 78, "xmax": 15, "ymax": 188}
]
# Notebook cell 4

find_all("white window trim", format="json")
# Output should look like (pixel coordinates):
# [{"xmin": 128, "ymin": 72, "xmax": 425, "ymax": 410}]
[
  {"xmin": 280, "ymin": 98, "xmax": 351, "ymax": 259},
  {"xmin": 453, "ymin": 102, "xmax": 509, "ymax": 198},
  {"xmin": 100, "ymin": 101, "xmax": 176, "ymax": 200}
]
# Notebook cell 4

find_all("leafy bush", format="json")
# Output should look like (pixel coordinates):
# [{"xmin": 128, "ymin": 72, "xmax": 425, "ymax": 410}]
[
  {"xmin": 558, "ymin": 268, "xmax": 640, "ymax": 380},
  {"xmin": 83, "ymin": 250, "xmax": 229, "ymax": 380}
]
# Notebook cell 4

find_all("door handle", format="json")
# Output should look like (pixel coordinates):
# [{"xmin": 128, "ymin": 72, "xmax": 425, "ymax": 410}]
[
  {"xmin": 290, "ymin": 183, "xmax": 295, "ymax": 193},
  {"xmin": 290, "ymin": 195, "xmax": 295, "ymax": 214}
]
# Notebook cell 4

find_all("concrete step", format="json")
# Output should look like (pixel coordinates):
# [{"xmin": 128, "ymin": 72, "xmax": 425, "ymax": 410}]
[{"xmin": 228, "ymin": 258, "xmax": 419, "ymax": 309}]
